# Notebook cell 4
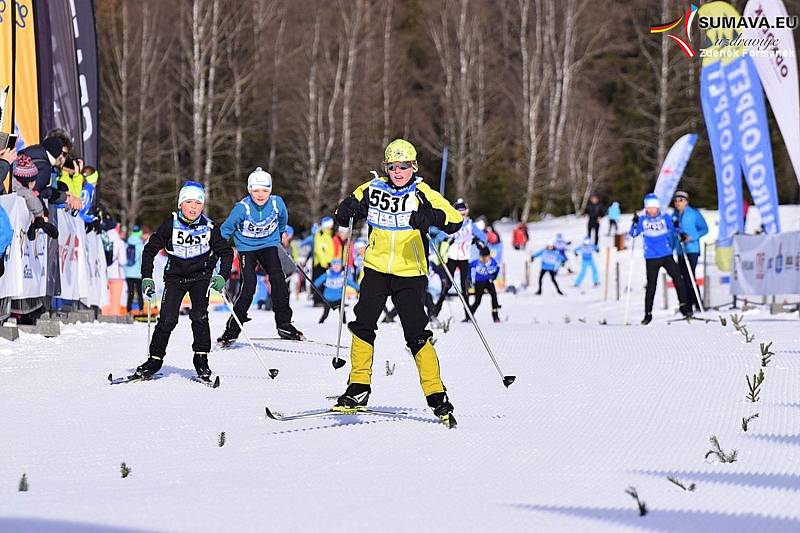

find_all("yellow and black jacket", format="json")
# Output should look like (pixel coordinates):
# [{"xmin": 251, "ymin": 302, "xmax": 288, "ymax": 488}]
[{"xmin": 349, "ymin": 176, "xmax": 462, "ymax": 277}]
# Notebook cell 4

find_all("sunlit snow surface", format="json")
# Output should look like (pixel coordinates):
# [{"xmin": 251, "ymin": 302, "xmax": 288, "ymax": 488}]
[{"xmin": 3, "ymin": 210, "xmax": 800, "ymax": 532}]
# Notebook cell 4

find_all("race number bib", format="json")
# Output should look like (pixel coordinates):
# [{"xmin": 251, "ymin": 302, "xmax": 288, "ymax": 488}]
[
  {"xmin": 324, "ymin": 274, "xmax": 345, "ymax": 290},
  {"xmin": 171, "ymin": 217, "xmax": 212, "ymax": 259},
  {"xmin": 241, "ymin": 216, "xmax": 278, "ymax": 239},
  {"xmin": 365, "ymin": 180, "xmax": 418, "ymax": 231}
]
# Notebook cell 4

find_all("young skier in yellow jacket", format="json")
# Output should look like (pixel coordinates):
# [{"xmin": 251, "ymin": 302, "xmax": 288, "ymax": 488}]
[{"xmin": 333, "ymin": 139, "xmax": 463, "ymax": 427}]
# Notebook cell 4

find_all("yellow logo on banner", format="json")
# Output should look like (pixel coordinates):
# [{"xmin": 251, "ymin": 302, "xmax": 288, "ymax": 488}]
[{"xmin": 698, "ymin": 1, "xmax": 746, "ymax": 66}]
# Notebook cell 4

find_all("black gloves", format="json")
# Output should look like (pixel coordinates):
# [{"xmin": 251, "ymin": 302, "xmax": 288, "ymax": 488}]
[
  {"xmin": 632, "ymin": 213, "xmax": 640, "ymax": 225},
  {"xmin": 27, "ymin": 217, "xmax": 59, "ymax": 241},
  {"xmin": 680, "ymin": 233, "xmax": 690, "ymax": 243},
  {"xmin": 409, "ymin": 205, "xmax": 444, "ymax": 233},
  {"xmin": 335, "ymin": 196, "xmax": 364, "ymax": 227}
]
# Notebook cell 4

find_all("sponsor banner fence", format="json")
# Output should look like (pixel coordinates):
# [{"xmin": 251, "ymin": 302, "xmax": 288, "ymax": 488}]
[{"xmin": 732, "ymin": 231, "xmax": 800, "ymax": 295}]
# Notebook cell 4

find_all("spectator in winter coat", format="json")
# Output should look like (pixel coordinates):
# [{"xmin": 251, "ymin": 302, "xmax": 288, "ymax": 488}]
[
  {"xmin": 0, "ymin": 204, "xmax": 12, "ymax": 277},
  {"xmin": 312, "ymin": 217, "xmax": 335, "ymax": 306},
  {"xmin": 672, "ymin": 190, "xmax": 708, "ymax": 311},
  {"xmin": 18, "ymin": 136, "xmax": 76, "ymax": 209},
  {"xmin": 629, "ymin": 193, "xmax": 691, "ymax": 325},
  {"xmin": 511, "ymin": 222, "xmax": 529, "ymax": 250},
  {"xmin": 12, "ymin": 155, "xmax": 59, "ymax": 240},
  {"xmin": 124, "ymin": 225, "xmax": 146, "ymax": 312},
  {"xmin": 607, "ymin": 201, "xmax": 621, "ymax": 235},
  {"xmin": 531, "ymin": 242, "xmax": 564, "ymax": 295},
  {"xmin": 1, "ymin": 147, "xmax": 17, "ymax": 194},
  {"xmin": 585, "ymin": 194, "xmax": 605, "ymax": 246},
  {"xmin": 102, "ymin": 225, "xmax": 128, "ymax": 316}
]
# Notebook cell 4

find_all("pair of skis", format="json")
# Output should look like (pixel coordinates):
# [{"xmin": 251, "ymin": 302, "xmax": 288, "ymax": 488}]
[
  {"xmin": 107, "ymin": 372, "xmax": 220, "ymax": 389},
  {"xmin": 264, "ymin": 405, "xmax": 457, "ymax": 429}
]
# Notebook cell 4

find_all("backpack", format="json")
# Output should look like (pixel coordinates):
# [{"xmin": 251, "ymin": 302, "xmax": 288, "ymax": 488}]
[{"xmin": 126, "ymin": 243, "xmax": 137, "ymax": 266}]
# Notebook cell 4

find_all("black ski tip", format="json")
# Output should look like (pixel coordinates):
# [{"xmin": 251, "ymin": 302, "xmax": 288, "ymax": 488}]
[
  {"xmin": 503, "ymin": 375, "xmax": 516, "ymax": 388},
  {"xmin": 268, "ymin": 369, "xmax": 279, "ymax": 379},
  {"xmin": 332, "ymin": 357, "xmax": 346, "ymax": 370},
  {"xmin": 446, "ymin": 413, "xmax": 458, "ymax": 428},
  {"xmin": 265, "ymin": 406, "xmax": 279, "ymax": 420},
  {"xmin": 213, "ymin": 376, "xmax": 221, "ymax": 388},
  {"xmin": 107, "ymin": 373, "xmax": 113, "ymax": 383}
]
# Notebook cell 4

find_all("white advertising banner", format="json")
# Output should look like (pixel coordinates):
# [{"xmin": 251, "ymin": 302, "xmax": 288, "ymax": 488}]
[
  {"xmin": 732, "ymin": 231, "xmax": 800, "ymax": 295},
  {"xmin": 21, "ymin": 232, "xmax": 48, "ymax": 298},
  {"xmin": 0, "ymin": 195, "xmax": 32, "ymax": 298},
  {"xmin": 744, "ymin": 0, "xmax": 800, "ymax": 186},
  {"xmin": 57, "ymin": 213, "xmax": 89, "ymax": 301}
]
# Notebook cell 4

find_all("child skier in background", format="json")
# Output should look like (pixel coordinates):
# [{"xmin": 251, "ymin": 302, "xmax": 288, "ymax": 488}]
[
  {"xmin": 136, "ymin": 181, "xmax": 233, "ymax": 381},
  {"xmin": 468, "ymin": 247, "xmax": 501, "ymax": 323},
  {"xmin": 314, "ymin": 258, "xmax": 360, "ymax": 323},
  {"xmin": 217, "ymin": 167, "xmax": 303, "ymax": 346},
  {"xmin": 573, "ymin": 237, "xmax": 600, "ymax": 289},
  {"xmin": 531, "ymin": 242, "xmax": 564, "ymax": 295},
  {"xmin": 629, "ymin": 193, "xmax": 692, "ymax": 325}
]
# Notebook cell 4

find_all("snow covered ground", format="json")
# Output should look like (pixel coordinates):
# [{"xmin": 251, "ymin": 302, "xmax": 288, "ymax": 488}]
[{"xmin": 3, "ymin": 213, "xmax": 800, "ymax": 532}]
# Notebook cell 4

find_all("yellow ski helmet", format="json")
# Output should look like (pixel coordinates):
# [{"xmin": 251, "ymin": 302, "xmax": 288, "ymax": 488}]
[{"xmin": 384, "ymin": 139, "xmax": 418, "ymax": 171}]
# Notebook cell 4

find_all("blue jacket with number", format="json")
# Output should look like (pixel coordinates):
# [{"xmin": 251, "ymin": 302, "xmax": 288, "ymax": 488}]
[
  {"xmin": 629, "ymin": 212, "xmax": 679, "ymax": 259},
  {"xmin": 470, "ymin": 258, "xmax": 500, "ymax": 283},
  {"xmin": 221, "ymin": 195, "xmax": 287, "ymax": 252},
  {"xmin": 574, "ymin": 243, "xmax": 598, "ymax": 262},
  {"xmin": 672, "ymin": 206, "xmax": 708, "ymax": 255},
  {"xmin": 314, "ymin": 268, "xmax": 360, "ymax": 302},
  {"xmin": 531, "ymin": 248, "xmax": 563, "ymax": 272}
]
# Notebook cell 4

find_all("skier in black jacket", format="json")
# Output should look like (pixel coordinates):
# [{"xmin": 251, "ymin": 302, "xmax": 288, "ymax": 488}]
[
  {"xmin": 133, "ymin": 181, "xmax": 233, "ymax": 380},
  {"xmin": 584, "ymin": 193, "xmax": 606, "ymax": 246}
]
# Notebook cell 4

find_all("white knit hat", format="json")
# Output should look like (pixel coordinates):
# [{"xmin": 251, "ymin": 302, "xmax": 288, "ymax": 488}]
[
  {"xmin": 643, "ymin": 193, "xmax": 660, "ymax": 209},
  {"xmin": 248, "ymin": 167, "xmax": 273, "ymax": 191},
  {"xmin": 177, "ymin": 181, "xmax": 205, "ymax": 207}
]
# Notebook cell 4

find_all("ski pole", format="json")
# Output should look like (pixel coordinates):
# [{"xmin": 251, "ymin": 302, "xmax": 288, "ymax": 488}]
[
  {"xmin": 277, "ymin": 245, "xmax": 334, "ymax": 310},
  {"xmin": 219, "ymin": 290, "xmax": 279, "ymax": 380},
  {"xmin": 146, "ymin": 296, "xmax": 152, "ymax": 356},
  {"xmin": 428, "ymin": 231, "xmax": 515, "ymax": 388},
  {"xmin": 332, "ymin": 217, "xmax": 354, "ymax": 370},
  {"xmin": 678, "ymin": 240, "xmax": 705, "ymax": 314},
  {"xmin": 623, "ymin": 233, "xmax": 638, "ymax": 326}
]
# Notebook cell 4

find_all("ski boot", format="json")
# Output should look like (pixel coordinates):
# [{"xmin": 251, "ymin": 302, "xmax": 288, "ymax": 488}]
[
  {"xmin": 332, "ymin": 383, "xmax": 371, "ymax": 413},
  {"xmin": 426, "ymin": 392, "xmax": 457, "ymax": 428},
  {"xmin": 135, "ymin": 355, "xmax": 163, "ymax": 379},
  {"xmin": 277, "ymin": 323, "xmax": 304, "ymax": 341},
  {"xmin": 679, "ymin": 303, "xmax": 694, "ymax": 318},
  {"xmin": 217, "ymin": 329, "xmax": 239, "ymax": 348},
  {"xmin": 193, "ymin": 352, "xmax": 212, "ymax": 379},
  {"xmin": 641, "ymin": 313, "xmax": 652, "ymax": 325},
  {"xmin": 492, "ymin": 309, "xmax": 501, "ymax": 323}
]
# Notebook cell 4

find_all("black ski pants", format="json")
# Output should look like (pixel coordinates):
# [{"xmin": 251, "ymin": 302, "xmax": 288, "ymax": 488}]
[
  {"xmin": 644, "ymin": 255, "xmax": 689, "ymax": 314},
  {"xmin": 126, "ymin": 278, "xmax": 143, "ymax": 312},
  {"xmin": 537, "ymin": 269, "xmax": 562, "ymax": 294},
  {"xmin": 350, "ymin": 268, "xmax": 432, "ymax": 350},
  {"xmin": 149, "ymin": 277, "xmax": 210, "ymax": 357},
  {"xmin": 433, "ymin": 259, "xmax": 469, "ymax": 318},
  {"xmin": 228, "ymin": 246, "xmax": 292, "ymax": 334},
  {"xmin": 677, "ymin": 252, "xmax": 701, "ymax": 309},
  {"xmin": 587, "ymin": 220, "xmax": 600, "ymax": 246},
  {"xmin": 469, "ymin": 281, "xmax": 499, "ymax": 314}
]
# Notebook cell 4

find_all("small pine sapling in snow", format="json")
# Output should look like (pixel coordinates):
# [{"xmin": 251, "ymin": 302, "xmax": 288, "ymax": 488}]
[
  {"xmin": 599, "ymin": 318, "xmax": 608, "ymax": 325},
  {"xmin": 746, "ymin": 369, "xmax": 765, "ymax": 402},
  {"xmin": 666, "ymin": 476, "xmax": 696, "ymax": 491},
  {"xmin": 730, "ymin": 313, "xmax": 744, "ymax": 332},
  {"xmin": 719, "ymin": 315, "xmax": 727, "ymax": 327},
  {"xmin": 760, "ymin": 342, "xmax": 774, "ymax": 367},
  {"xmin": 120, "ymin": 462, "xmax": 132, "ymax": 478},
  {"xmin": 385, "ymin": 361, "xmax": 395, "ymax": 376},
  {"xmin": 705, "ymin": 435, "xmax": 738, "ymax": 463},
  {"xmin": 744, "ymin": 330, "xmax": 755, "ymax": 343},
  {"xmin": 218, "ymin": 432, "xmax": 226, "ymax": 447},
  {"xmin": 18, "ymin": 473, "xmax": 28, "ymax": 492},
  {"xmin": 625, "ymin": 487, "xmax": 648, "ymax": 516},
  {"xmin": 741, "ymin": 413, "xmax": 759, "ymax": 432}
]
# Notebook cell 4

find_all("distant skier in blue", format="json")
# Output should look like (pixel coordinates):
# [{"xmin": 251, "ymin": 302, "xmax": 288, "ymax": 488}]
[
  {"xmin": 629, "ymin": 193, "xmax": 691, "ymax": 325},
  {"xmin": 573, "ymin": 237, "xmax": 600, "ymax": 288},
  {"xmin": 468, "ymin": 247, "xmax": 501, "ymax": 322},
  {"xmin": 531, "ymin": 242, "xmax": 564, "ymax": 295},
  {"xmin": 313, "ymin": 258, "xmax": 360, "ymax": 324}
]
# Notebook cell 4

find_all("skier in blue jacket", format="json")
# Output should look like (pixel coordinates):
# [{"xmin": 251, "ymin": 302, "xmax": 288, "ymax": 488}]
[
  {"xmin": 573, "ymin": 237, "xmax": 600, "ymax": 288},
  {"xmin": 531, "ymin": 242, "xmax": 564, "ymax": 295},
  {"xmin": 217, "ymin": 167, "xmax": 303, "ymax": 345},
  {"xmin": 629, "ymin": 193, "xmax": 691, "ymax": 324},
  {"xmin": 313, "ymin": 258, "xmax": 360, "ymax": 323},
  {"xmin": 468, "ymin": 247, "xmax": 502, "ymax": 322},
  {"xmin": 672, "ymin": 190, "xmax": 708, "ymax": 311}
]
